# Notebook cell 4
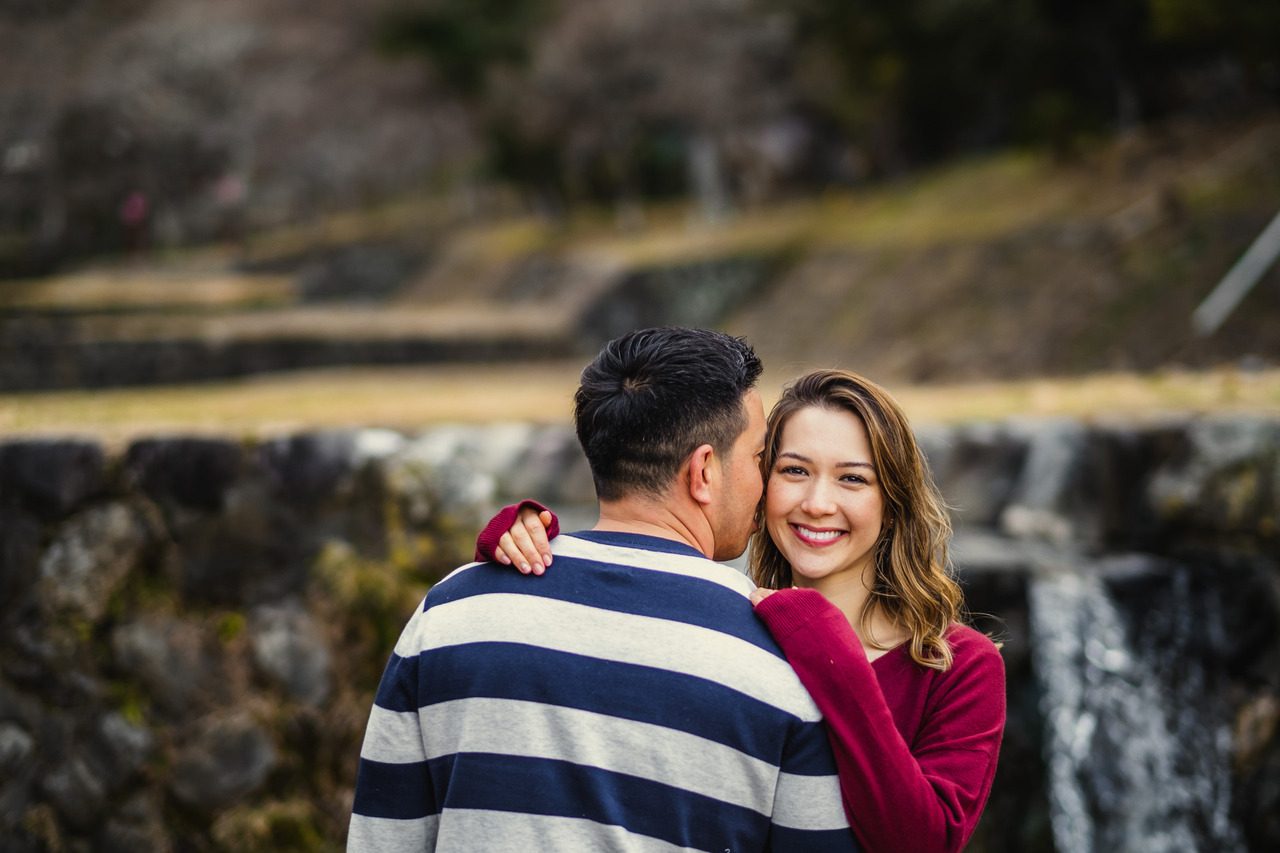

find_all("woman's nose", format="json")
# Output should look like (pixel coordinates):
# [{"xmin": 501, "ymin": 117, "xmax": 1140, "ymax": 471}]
[{"xmin": 800, "ymin": 480, "xmax": 836, "ymax": 517}]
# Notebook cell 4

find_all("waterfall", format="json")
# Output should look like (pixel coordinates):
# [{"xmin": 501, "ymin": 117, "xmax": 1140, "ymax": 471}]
[{"xmin": 1028, "ymin": 556, "xmax": 1244, "ymax": 853}]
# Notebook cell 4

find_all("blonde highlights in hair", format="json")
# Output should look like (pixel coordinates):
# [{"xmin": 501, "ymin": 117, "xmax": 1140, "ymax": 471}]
[{"xmin": 748, "ymin": 369, "xmax": 962, "ymax": 670}]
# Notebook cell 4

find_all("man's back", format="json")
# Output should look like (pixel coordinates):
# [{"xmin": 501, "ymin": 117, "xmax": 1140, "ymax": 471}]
[{"xmin": 349, "ymin": 531, "xmax": 857, "ymax": 852}]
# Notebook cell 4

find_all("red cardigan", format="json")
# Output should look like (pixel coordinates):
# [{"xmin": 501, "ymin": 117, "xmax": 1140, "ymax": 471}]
[
  {"xmin": 754, "ymin": 588, "xmax": 1005, "ymax": 853},
  {"xmin": 476, "ymin": 505, "xmax": 1005, "ymax": 853}
]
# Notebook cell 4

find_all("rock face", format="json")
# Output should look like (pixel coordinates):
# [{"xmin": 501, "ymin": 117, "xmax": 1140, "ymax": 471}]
[
  {"xmin": 0, "ymin": 440, "xmax": 104, "ymax": 519},
  {"xmin": 169, "ymin": 714, "xmax": 277, "ymax": 811},
  {"xmin": 0, "ymin": 416, "xmax": 1276, "ymax": 852},
  {"xmin": 250, "ymin": 603, "xmax": 331, "ymax": 707},
  {"xmin": 37, "ymin": 502, "xmax": 157, "ymax": 622}
]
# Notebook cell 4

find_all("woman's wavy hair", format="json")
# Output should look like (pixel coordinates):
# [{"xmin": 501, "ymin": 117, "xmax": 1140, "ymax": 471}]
[{"xmin": 748, "ymin": 369, "xmax": 964, "ymax": 670}]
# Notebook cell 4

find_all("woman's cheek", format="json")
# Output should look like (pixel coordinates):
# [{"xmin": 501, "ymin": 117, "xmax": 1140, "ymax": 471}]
[{"xmin": 763, "ymin": 481, "xmax": 791, "ymax": 542}]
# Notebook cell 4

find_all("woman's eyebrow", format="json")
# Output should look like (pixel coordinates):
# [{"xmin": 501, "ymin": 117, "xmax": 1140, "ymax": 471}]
[{"xmin": 777, "ymin": 451, "xmax": 876, "ymax": 472}]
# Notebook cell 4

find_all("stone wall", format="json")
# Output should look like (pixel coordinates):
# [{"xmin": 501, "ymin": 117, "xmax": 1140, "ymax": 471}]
[
  {"xmin": 0, "ymin": 415, "xmax": 1277, "ymax": 852},
  {"xmin": 0, "ymin": 321, "xmax": 579, "ymax": 392}
]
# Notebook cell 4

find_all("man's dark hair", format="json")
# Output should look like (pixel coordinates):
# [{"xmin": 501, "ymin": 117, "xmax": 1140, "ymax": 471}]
[{"xmin": 574, "ymin": 327, "xmax": 763, "ymax": 502}]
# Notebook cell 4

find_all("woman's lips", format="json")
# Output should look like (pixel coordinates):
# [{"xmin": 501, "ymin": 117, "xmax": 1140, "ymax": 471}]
[{"xmin": 790, "ymin": 523, "xmax": 846, "ymax": 547}]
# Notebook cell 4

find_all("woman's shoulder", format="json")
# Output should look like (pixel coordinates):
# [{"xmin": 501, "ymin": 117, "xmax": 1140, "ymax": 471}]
[{"xmin": 944, "ymin": 623, "xmax": 1006, "ymax": 676}]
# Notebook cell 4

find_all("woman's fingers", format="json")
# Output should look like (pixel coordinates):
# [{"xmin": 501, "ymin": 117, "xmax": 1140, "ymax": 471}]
[
  {"xmin": 749, "ymin": 588, "xmax": 775, "ymax": 607},
  {"xmin": 497, "ymin": 507, "xmax": 556, "ymax": 575},
  {"xmin": 504, "ymin": 521, "xmax": 544, "ymax": 574},
  {"xmin": 493, "ymin": 533, "xmax": 517, "ymax": 568},
  {"xmin": 525, "ymin": 510, "xmax": 554, "ymax": 568}
]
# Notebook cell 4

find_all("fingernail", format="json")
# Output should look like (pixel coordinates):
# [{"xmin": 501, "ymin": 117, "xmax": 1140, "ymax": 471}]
[
  {"xmin": 543, "ymin": 555, "xmax": 552, "ymax": 566},
  {"xmin": 533, "ymin": 563, "xmax": 544, "ymax": 575},
  {"xmin": 519, "ymin": 563, "xmax": 530, "ymax": 574}
]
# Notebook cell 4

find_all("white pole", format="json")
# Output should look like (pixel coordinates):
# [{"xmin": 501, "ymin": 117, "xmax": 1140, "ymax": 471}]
[{"xmin": 1192, "ymin": 209, "xmax": 1280, "ymax": 336}]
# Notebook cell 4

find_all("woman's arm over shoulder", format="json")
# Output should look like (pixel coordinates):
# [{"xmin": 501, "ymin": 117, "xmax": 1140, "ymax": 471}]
[
  {"xmin": 474, "ymin": 500, "xmax": 560, "ymax": 567},
  {"xmin": 752, "ymin": 590, "xmax": 1005, "ymax": 853}
]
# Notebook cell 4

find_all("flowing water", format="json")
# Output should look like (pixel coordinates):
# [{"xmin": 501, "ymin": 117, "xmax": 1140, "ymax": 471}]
[{"xmin": 1028, "ymin": 556, "xmax": 1244, "ymax": 853}]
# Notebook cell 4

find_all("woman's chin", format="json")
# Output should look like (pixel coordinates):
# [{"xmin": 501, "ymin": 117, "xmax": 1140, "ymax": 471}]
[{"xmin": 789, "ymin": 568, "xmax": 829, "ymax": 587}]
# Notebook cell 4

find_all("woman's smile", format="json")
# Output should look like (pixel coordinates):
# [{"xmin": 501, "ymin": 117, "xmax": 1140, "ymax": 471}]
[{"xmin": 789, "ymin": 523, "xmax": 848, "ymax": 546}]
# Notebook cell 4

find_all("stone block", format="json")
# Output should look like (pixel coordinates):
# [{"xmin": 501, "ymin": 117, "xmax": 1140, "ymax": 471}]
[
  {"xmin": 250, "ymin": 602, "xmax": 331, "ymax": 706},
  {"xmin": 168, "ymin": 480, "xmax": 311, "ymax": 605},
  {"xmin": 575, "ymin": 255, "xmax": 775, "ymax": 351},
  {"xmin": 40, "ymin": 755, "xmax": 106, "ymax": 830},
  {"xmin": 932, "ymin": 422, "xmax": 1027, "ymax": 527},
  {"xmin": 1147, "ymin": 415, "xmax": 1280, "ymax": 553},
  {"xmin": 112, "ymin": 617, "xmax": 216, "ymax": 717},
  {"xmin": 169, "ymin": 713, "xmax": 276, "ymax": 810},
  {"xmin": 124, "ymin": 438, "xmax": 243, "ymax": 512},
  {"xmin": 0, "ymin": 440, "xmax": 104, "ymax": 520},
  {"xmin": 500, "ymin": 426, "xmax": 594, "ymax": 507},
  {"xmin": 912, "ymin": 423, "xmax": 956, "ymax": 491},
  {"xmin": 37, "ymin": 502, "xmax": 156, "ymax": 623},
  {"xmin": 84, "ymin": 712, "xmax": 154, "ymax": 793},
  {"xmin": 0, "ymin": 508, "xmax": 43, "ymax": 622},
  {"xmin": 375, "ymin": 434, "xmax": 488, "ymax": 527},
  {"xmin": 0, "ymin": 721, "xmax": 35, "ymax": 777},
  {"xmin": 0, "ymin": 722, "xmax": 37, "ymax": 832},
  {"xmin": 98, "ymin": 791, "xmax": 169, "ymax": 853},
  {"xmin": 257, "ymin": 431, "xmax": 358, "ymax": 508}
]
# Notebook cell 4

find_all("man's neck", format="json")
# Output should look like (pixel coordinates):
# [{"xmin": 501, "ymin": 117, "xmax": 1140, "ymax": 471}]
[{"xmin": 593, "ymin": 497, "xmax": 713, "ymax": 559}]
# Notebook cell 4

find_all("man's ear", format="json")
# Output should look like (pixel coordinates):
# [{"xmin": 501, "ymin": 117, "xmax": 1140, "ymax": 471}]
[{"xmin": 686, "ymin": 443, "xmax": 717, "ymax": 506}]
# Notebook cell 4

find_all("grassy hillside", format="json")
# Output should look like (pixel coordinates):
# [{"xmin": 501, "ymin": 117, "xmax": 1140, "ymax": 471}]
[
  {"xmin": 724, "ymin": 116, "xmax": 1280, "ymax": 382},
  {"xmin": 3, "ymin": 114, "xmax": 1280, "ymax": 438}
]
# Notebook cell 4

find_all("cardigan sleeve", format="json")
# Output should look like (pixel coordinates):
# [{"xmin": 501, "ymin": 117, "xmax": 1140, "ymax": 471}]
[
  {"xmin": 474, "ymin": 500, "xmax": 560, "ymax": 562},
  {"xmin": 754, "ymin": 588, "xmax": 1005, "ymax": 853}
]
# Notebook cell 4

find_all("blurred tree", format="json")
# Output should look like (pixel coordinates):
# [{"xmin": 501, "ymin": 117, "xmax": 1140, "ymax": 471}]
[
  {"xmin": 382, "ymin": 0, "xmax": 801, "ymax": 218},
  {"xmin": 785, "ymin": 0, "xmax": 1280, "ymax": 174},
  {"xmin": 377, "ymin": 0, "xmax": 552, "ymax": 97},
  {"xmin": 489, "ymin": 0, "xmax": 798, "ymax": 217},
  {"xmin": 377, "ymin": 0, "xmax": 1279, "ymax": 205}
]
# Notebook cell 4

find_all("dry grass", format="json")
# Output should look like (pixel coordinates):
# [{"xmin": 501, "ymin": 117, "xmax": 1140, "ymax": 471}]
[
  {"xmin": 2, "ymin": 364, "xmax": 1277, "ymax": 449},
  {"xmin": 0, "ymin": 269, "xmax": 296, "ymax": 311},
  {"xmin": 887, "ymin": 366, "xmax": 1280, "ymax": 424},
  {"xmin": 0, "ymin": 363, "xmax": 586, "ymax": 448}
]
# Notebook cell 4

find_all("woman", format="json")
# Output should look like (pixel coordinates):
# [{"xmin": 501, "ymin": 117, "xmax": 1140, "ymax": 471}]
[{"xmin": 477, "ymin": 369, "xmax": 1006, "ymax": 853}]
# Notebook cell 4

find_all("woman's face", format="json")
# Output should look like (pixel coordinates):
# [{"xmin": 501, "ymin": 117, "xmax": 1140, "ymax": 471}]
[{"xmin": 765, "ymin": 405, "xmax": 886, "ymax": 593}]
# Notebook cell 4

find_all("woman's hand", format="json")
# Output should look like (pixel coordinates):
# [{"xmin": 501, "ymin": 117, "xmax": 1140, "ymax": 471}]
[
  {"xmin": 749, "ymin": 587, "xmax": 776, "ymax": 607},
  {"xmin": 494, "ymin": 506, "xmax": 555, "ymax": 575}
]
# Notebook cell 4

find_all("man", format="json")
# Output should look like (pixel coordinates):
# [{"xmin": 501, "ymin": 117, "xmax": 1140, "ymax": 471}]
[{"xmin": 348, "ymin": 327, "xmax": 857, "ymax": 852}]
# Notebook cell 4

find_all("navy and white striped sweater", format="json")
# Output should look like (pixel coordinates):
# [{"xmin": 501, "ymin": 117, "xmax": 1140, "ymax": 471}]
[{"xmin": 349, "ymin": 531, "xmax": 859, "ymax": 853}]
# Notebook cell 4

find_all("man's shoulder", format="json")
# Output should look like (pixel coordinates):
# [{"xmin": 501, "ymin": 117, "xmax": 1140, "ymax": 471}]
[
  {"xmin": 433, "ymin": 533, "xmax": 762, "ymax": 630},
  {"xmin": 551, "ymin": 532, "xmax": 757, "ymax": 594}
]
